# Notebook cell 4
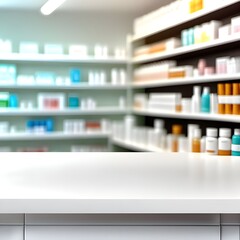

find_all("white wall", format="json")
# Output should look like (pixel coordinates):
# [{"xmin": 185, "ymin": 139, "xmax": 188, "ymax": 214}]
[{"xmin": 0, "ymin": 10, "xmax": 134, "ymax": 54}]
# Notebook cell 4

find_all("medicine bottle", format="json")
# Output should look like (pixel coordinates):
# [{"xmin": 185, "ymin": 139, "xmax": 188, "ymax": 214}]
[
  {"xmin": 192, "ymin": 128, "xmax": 201, "ymax": 153},
  {"xmin": 232, "ymin": 129, "xmax": 240, "ymax": 156},
  {"xmin": 206, "ymin": 128, "xmax": 218, "ymax": 155},
  {"xmin": 218, "ymin": 128, "xmax": 231, "ymax": 156},
  {"xmin": 171, "ymin": 124, "xmax": 182, "ymax": 152}
]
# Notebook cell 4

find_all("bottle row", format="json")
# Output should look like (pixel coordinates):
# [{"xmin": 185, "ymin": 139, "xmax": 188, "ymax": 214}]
[
  {"xmin": 0, "ymin": 118, "xmax": 111, "ymax": 135},
  {"xmin": 112, "ymin": 116, "xmax": 240, "ymax": 156},
  {"xmin": 134, "ymin": 15, "xmax": 240, "ymax": 59},
  {"xmin": 0, "ymin": 64, "xmax": 127, "ymax": 86},
  {"xmin": 0, "ymin": 40, "xmax": 126, "ymax": 59},
  {"xmin": 134, "ymin": 0, "xmax": 221, "ymax": 36},
  {"xmin": 0, "ymin": 145, "xmax": 108, "ymax": 152},
  {"xmin": 0, "ymin": 92, "xmax": 126, "ymax": 110},
  {"xmin": 134, "ymin": 82, "xmax": 240, "ymax": 115}
]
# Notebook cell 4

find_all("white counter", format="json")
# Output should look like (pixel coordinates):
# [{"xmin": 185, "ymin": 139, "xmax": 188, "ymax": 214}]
[{"xmin": 0, "ymin": 153, "xmax": 240, "ymax": 214}]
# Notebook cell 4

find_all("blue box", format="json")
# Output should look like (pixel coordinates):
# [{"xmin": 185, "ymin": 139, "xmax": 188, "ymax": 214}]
[
  {"xmin": 70, "ymin": 69, "xmax": 81, "ymax": 83},
  {"xmin": 68, "ymin": 95, "xmax": 79, "ymax": 108}
]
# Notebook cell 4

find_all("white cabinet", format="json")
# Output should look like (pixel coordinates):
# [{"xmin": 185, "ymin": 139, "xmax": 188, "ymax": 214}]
[
  {"xmin": 0, "ymin": 226, "xmax": 23, "ymax": 240},
  {"xmin": 26, "ymin": 226, "xmax": 219, "ymax": 240},
  {"xmin": 222, "ymin": 226, "xmax": 240, "ymax": 240}
]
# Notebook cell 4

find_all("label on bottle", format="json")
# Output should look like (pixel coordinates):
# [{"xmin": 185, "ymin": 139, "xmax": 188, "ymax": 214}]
[
  {"xmin": 219, "ymin": 139, "xmax": 231, "ymax": 151},
  {"xmin": 206, "ymin": 138, "xmax": 218, "ymax": 154},
  {"xmin": 232, "ymin": 144, "xmax": 240, "ymax": 152}
]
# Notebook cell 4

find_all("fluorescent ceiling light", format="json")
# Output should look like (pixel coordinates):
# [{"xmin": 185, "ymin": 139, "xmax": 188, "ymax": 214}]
[{"xmin": 41, "ymin": 0, "xmax": 67, "ymax": 15}]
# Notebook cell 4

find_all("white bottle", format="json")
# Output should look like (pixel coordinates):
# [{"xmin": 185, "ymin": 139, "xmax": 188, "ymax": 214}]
[
  {"xmin": 218, "ymin": 128, "xmax": 231, "ymax": 156},
  {"xmin": 111, "ymin": 69, "xmax": 118, "ymax": 85},
  {"xmin": 206, "ymin": 128, "xmax": 218, "ymax": 155},
  {"xmin": 191, "ymin": 86, "xmax": 201, "ymax": 113}
]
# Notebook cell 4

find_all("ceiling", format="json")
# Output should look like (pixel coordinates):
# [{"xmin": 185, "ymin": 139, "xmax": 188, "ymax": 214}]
[{"xmin": 0, "ymin": 0, "xmax": 172, "ymax": 14}]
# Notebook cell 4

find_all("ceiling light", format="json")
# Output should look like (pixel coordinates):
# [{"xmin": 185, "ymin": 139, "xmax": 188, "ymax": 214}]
[{"xmin": 41, "ymin": 0, "xmax": 67, "ymax": 15}]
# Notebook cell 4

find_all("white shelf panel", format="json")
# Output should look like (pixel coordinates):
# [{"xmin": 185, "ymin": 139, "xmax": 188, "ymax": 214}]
[
  {"xmin": 0, "ymin": 107, "xmax": 129, "ymax": 116},
  {"xmin": 133, "ymin": 108, "xmax": 240, "ymax": 123},
  {"xmin": 0, "ymin": 132, "xmax": 110, "ymax": 141},
  {"xmin": 0, "ymin": 53, "xmax": 128, "ymax": 64},
  {"xmin": 132, "ymin": 34, "xmax": 240, "ymax": 64},
  {"xmin": 112, "ymin": 137, "xmax": 162, "ymax": 152},
  {"xmin": 132, "ymin": 74, "xmax": 240, "ymax": 88},
  {"xmin": 0, "ymin": 83, "xmax": 130, "ymax": 90},
  {"xmin": 131, "ymin": 0, "xmax": 240, "ymax": 42}
]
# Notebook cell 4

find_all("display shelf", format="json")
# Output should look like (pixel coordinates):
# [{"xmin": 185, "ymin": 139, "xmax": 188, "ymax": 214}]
[
  {"xmin": 132, "ymin": 34, "xmax": 240, "ymax": 64},
  {"xmin": 133, "ymin": 108, "xmax": 240, "ymax": 123},
  {"xmin": 0, "ymin": 107, "xmax": 129, "ymax": 116},
  {"xmin": 112, "ymin": 137, "xmax": 162, "ymax": 152},
  {"xmin": 131, "ymin": 0, "xmax": 240, "ymax": 42},
  {"xmin": 0, "ymin": 132, "xmax": 110, "ymax": 141},
  {"xmin": 132, "ymin": 74, "xmax": 240, "ymax": 88},
  {"xmin": 0, "ymin": 83, "xmax": 130, "ymax": 90},
  {"xmin": 0, "ymin": 53, "xmax": 128, "ymax": 64}
]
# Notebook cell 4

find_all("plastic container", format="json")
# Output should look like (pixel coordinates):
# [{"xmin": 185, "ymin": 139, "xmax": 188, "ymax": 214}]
[
  {"xmin": 218, "ymin": 128, "xmax": 231, "ymax": 156},
  {"xmin": 232, "ymin": 129, "xmax": 240, "ymax": 156},
  {"xmin": 206, "ymin": 128, "xmax": 218, "ymax": 155},
  {"xmin": 201, "ymin": 87, "xmax": 210, "ymax": 113},
  {"xmin": 192, "ymin": 128, "xmax": 201, "ymax": 153}
]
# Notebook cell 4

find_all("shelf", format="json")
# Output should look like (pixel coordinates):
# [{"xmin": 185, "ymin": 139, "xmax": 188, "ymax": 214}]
[
  {"xmin": 112, "ymin": 137, "xmax": 162, "ymax": 152},
  {"xmin": 131, "ymin": 0, "xmax": 240, "ymax": 42},
  {"xmin": 0, "ymin": 53, "xmax": 128, "ymax": 64},
  {"xmin": 0, "ymin": 107, "xmax": 129, "ymax": 116},
  {"xmin": 133, "ymin": 108, "xmax": 240, "ymax": 123},
  {"xmin": 0, "ymin": 132, "xmax": 110, "ymax": 141},
  {"xmin": 132, "ymin": 74, "xmax": 240, "ymax": 88},
  {"xmin": 132, "ymin": 34, "xmax": 240, "ymax": 64},
  {"xmin": 0, "ymin": 83, "xmax": 130, "ymax": 90}
]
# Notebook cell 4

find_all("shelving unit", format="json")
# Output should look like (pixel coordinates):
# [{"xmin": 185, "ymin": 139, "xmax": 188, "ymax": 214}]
[
  {"xmin": 0, "ymin": 51, "xmax": 130, "ymax": 152},
  {"xmin": 0, "ymin": 53, "xmax": 128, "ymax": 64},
  {"xmin": 112, "ymin": 137, "xmax": 162, "ymax": 152},
  {"xmin": 111, "ymin": 0, "xmax": 240, "ymax": 153},
  {"xmin": 132, "ymin": 74, "xmax": 240, "ymax": 88},
  {"xmin": 132, "ymin": 34, "xmax": 240, "ymax": 64},
  {"xmin": 133, "ymin": 108, "xmax": 240, "ymax": 123},
  {"xmin": 0, "ymin": 83, "xmax": 130, "ymax": 90},
  {"xmin": 0, "ymin": 132, "xmax": 110, "ymax": 141},
  {"xmin": 131, "ymin": 0, "xmax": 240, "ymax": 42},
  {"xmin": 0, "ymin": 107, "xmax": 129, "ymax": 116}
]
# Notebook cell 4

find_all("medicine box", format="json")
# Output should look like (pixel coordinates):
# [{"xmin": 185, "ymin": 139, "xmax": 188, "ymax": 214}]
[
  {"xmin": 0, "ymin": 64, "xmax": 17, "ymax": 85},
  {"xmin": 19, "ymin": 42, "xmax": 39, "ymax": 54}
]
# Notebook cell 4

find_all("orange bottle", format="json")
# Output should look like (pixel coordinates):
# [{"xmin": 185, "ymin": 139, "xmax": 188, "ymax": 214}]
[
  {"xmin": 218, "ymin": 84, "xmax": 225, "ymax": 114},
  {"xmin": 225, "ymin": 83, "xmax": 232, "ymax": 115},
  {"xmin": 192, "ymin": 128, "xmax": 201, "ymax": 153},
  {"xmin": 233, "ymin": 83, "xmax": 240, "ymax": 115},
  {"xmin": 172, "ymin": 124, "xmax": 182, "ymax": 152}
]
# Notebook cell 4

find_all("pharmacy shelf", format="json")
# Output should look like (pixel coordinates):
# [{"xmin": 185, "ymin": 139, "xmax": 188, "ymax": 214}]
[
  {"xmin": 133, "ymin": 108, "xmax": 240, "ymax": 123},
  {"xmin": 0, "ymin": 132, "xmax": 110, "ymax": 141},
  {"xmin": 0, "ymin": 53, "xmax": 128, "ymax": 64},
  {"xmin": 131, "ymin": 0, "xmax": 240, "ymax": 42},
  {"xmin": 132, "ymin": 34, "xmax": 240, "ymax": 64},
  {"xmin": 0, "ymin": 107, "xmax": 129, "ymax": 116},
  {"xmin": 132, "ymin": 74, "xmax": 240, "ymax": 88},
  {"xmin": 112, "ymin": 137, "xmax": 162, "ymax": 152},
  {"xmin": 0, "ymin": 83, "xmax": 130, "ymax": 90}
]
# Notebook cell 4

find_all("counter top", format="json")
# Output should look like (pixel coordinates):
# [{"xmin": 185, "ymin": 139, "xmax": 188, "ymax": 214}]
[{"xmin": 1, "ymin": 153, "xmax": 240, "ymax": 214}]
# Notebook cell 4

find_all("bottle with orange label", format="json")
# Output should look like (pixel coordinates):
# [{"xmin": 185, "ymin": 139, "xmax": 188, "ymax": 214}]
[
  {"xmin": 218, "ymin": 128, "xmax": 231, "ymax": 156},
  {"xmin": 205, "ymin": 128, "xmax": 218, "ymax": 155},
  {"xmin": 233, "ymin": 83, "xmax": 240, "ymax": 115},
  {"xmin": 225, "ymin": 83, "xmax": 232, "ymax": 115},
  {"xmin": 171, "ymin": 124, "xmax": 183, "ymax": 152},
  {"xmin": 218, "ymin": 83, "xmax": 225, "ymax": 114}
]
